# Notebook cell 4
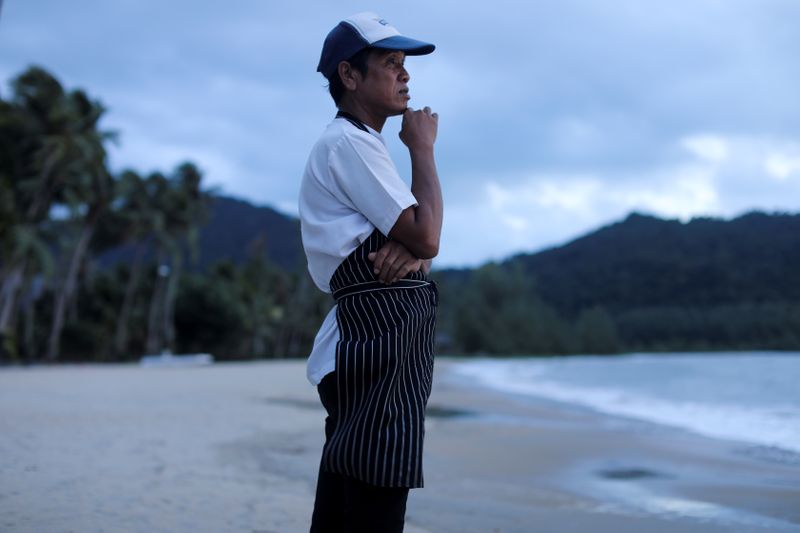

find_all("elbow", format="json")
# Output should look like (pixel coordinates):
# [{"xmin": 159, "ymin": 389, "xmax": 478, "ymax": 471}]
[
  {"xmin": 388, "ymin": 215, "xmax": 441, "ymax": 259},
  {"xmin": 415, "ymin": 237, "xmax": 440, "ymax": 260}
]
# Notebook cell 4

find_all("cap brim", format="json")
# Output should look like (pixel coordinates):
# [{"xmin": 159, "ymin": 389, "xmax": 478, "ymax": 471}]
[{"xmin": 372, "ymin": 35, "xmax": 435, "ymax": 55}]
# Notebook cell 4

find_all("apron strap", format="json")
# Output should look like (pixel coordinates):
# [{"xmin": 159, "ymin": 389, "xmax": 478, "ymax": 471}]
[{"xmin": 335, "ymin": 110, "xmax": 369, "ymax": 133}]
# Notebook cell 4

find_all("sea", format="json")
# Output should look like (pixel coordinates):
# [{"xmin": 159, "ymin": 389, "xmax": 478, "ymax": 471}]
[{"xmin": 451, "ymin": 351, "xmax": 800, "ymax": 455}]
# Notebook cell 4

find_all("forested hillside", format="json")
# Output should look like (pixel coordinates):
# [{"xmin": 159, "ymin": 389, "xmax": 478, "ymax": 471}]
[
  {"xmin": 434, "ymin": 211, "xmax": 800, "ymax": 353},
  {"xmin": 98, "ymin": 195, "xmax": 304, "ymax": 272},
  {"xmin": 510, "ymin": 211, "xmax": 800, "ymax": 312}
]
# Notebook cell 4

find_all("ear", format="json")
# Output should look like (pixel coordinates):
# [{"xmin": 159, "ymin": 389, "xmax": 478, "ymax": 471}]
[{"xmin": 338, "ymin": 61, "xmax": 358, "ymax": 91}]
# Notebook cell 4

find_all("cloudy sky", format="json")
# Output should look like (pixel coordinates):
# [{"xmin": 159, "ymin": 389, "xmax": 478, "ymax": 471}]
[{"xmin": 2, "ymin": 1, "xmax": 799, "ymax": 267}]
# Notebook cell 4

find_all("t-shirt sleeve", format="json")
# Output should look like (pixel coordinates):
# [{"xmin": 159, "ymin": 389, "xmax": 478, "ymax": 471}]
[{"xmin": 328, "ymin": 132, "xmax": 418, "ymax": 236}]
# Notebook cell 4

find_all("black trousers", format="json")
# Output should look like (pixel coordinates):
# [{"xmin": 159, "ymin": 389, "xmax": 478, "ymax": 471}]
[{"xmin": 310, "ymin": 372, "xmax": 410, "ymax": 533}]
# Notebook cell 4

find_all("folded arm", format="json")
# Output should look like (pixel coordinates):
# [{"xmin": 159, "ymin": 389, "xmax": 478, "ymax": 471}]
[
  {"xmin": 368, "ymin": 241, "xmax": 432, "ymax": 284},
  {"xmin": 387, "ymin": 107, "xmax": 443, "ymax": 260}
]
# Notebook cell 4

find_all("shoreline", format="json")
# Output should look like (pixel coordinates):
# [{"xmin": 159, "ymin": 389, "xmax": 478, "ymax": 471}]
[
  {"xmin": 421, "ymin": 359, "xmax": 800, "ymax": 532},
  {"xmin": 443, "ymin": 354, "xmax": 800, "ymax": 460},
  {"xmin": 443, "ymin": 352, "xmax": 800, "ymax": 459},
  {"xmin": 1, "ymin": 358, "xmax": 798, "ymax": 532}
]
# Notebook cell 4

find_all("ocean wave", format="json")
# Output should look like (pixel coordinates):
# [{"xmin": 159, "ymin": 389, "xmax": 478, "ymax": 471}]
[{"xmin": 453, "ymin": 355, "xmax": 800, "ymax": 454}]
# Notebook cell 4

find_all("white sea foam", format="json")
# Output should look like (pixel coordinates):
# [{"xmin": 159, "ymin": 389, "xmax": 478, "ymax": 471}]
[{"xmin": 452, "ymin": 353, "xmax": 800, "ymax": 454}]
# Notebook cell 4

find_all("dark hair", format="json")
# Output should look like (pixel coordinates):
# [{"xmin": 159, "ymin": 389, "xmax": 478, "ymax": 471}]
[{"xmin": 327, "ymin": 47, "xmax": 374, "ymax": 105}]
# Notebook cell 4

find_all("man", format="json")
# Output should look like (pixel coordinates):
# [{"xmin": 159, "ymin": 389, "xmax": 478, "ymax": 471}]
[{"xmin": 299, "ymin": 12, "xmax": 443, "ymax": 533}]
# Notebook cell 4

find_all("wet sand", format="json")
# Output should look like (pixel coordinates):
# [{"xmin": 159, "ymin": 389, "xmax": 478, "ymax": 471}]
[{"xmin": 1, "ymin": 358, "xmax": 798, "ymax": 532}]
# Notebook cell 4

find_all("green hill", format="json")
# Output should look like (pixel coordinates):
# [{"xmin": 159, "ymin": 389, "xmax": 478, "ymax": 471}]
[
  {"xmin": 434, "ymin": 211, "xmax": 800, "ymax": 353},
  {"xmin": 97, "ymin": 195, "xmax": 304, "ymax": 272},
  {"xmin": 508, "ymin": 211, "xmax": 800, "ymax": 314}
]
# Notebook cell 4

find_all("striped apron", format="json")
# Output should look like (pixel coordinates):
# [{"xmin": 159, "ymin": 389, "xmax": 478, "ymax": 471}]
[{"xmin": 321, "ymin": 228, "xmax": 438, "ymax": 488}]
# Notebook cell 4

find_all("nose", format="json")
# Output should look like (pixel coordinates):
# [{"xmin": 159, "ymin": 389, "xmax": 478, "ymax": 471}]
[{"xmin": 400, "ymin": 66, "xmax": 410, "ymax": 82}]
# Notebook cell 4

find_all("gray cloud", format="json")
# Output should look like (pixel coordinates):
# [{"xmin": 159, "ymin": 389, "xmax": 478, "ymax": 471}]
[{"xmin": 2, "ymin": 0, "xmax": 799, "ymax": 265}]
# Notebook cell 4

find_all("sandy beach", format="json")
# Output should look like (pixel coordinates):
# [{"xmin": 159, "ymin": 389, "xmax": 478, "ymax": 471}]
[{"xmin": 1, "ymin": 358, "xmax": 798, "ymax": 532}]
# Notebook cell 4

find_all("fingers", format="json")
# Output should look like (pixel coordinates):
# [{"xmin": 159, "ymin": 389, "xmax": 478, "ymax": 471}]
[
  {"xmin": 368, "ymin": 248, "xmax": 390, "ymax": 278},
  {"xmin": 370, "ymin": 242, "xmax": 401, "ymax": 283},
  {"xmin": 406, "ymin": 106, "xmax": 436, "ymax": 118},
  {"xmin": 382, "ymin": 255, "xmax": 417, "ymax": 284},
  {"xmin": 392, "ymin": 258, "xmax": 425, "ymax": 283},
  {"xmin": 399, "ymin": 105, "xmax": 438, "ymax": 147},
  {"xmin": 379, "ymin": 250, "xmax": 405, "ymax": 284},
  {"xmin": 391, "ymin": 261, "xmax": 412, "ymax": 283},
  {"xmin": 397, "ymin": 259, "xmax": 423, "ymax": 280},
  {"xmin": 370, "ymin": 241, "xmax": 423, "ymax": 284}
]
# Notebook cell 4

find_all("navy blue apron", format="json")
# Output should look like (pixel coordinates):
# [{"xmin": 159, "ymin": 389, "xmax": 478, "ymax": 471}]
[
  {"xmin": 321, "ymin": 228, "xmax": 438, "ymax": 488},
  {"xmin": 320, "ymin": 111, "xmax": 438, "ymax": 488},
  {"xmin": 318, "ymin": 114, "xmax": 439, "ymax": 486}
]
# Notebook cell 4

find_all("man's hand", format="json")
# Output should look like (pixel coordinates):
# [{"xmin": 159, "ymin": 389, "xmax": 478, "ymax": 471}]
[
  {"xmin": 399, "ymin": 106, "xmax": 438, "ymax": 151},
  {"xmin": 367, "ymin": 240, "xmax": 424, "ymax": 284}
]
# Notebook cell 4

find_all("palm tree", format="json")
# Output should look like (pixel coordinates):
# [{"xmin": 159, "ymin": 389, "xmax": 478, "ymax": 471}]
[
  {"xmin": 0, "ymin": 67, "xmax": 85, "ymax": 359},
  {"xmin": 44, "ymin": 88, "xmax": 115, "ymax": 361},
  {"xmin": 237, "ymin": 235, "xmax": 284, "ymax": 358},
  {"xmin": 145, "ymin": 163, "xmax": 212, "ymax": 355},
  {"xmin": 110, "ymin": 170, "xmax": 157, "ymax": 357},
  {"xmin": 0, "ymin": 71, "xmax": 50, "ymax": 350},
  {"xmin": 143, "ymin": 171, "xmax": 171, "ymax": 354},
  {"xmin": 0, "ymin": 94, "xmax": 34, "ymax": 357}
]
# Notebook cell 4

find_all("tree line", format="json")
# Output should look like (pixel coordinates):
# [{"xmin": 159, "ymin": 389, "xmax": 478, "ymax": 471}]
[
  {"xmin": 0, "ymin": 66, "xmax": 329, "ymax": 363},
  {"xmin": 432, "ymin": 264, "xmax": 620, "ymax": 356},
  {"xmin": 501, "ymin": 211, "xmax": 800, "ymax": 352}
]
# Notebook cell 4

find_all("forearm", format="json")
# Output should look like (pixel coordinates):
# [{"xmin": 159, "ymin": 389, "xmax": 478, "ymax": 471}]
[
  {"xmin": 390, "ymin": 107, "xmax": 443, "ymax": 259},
  {"xmin": 410, "ymin": 146, "xmax": 443, "ymax": 233},
  {"xmin": 398, "ymin": 147, "xmax": 442, "ymax": 258}
]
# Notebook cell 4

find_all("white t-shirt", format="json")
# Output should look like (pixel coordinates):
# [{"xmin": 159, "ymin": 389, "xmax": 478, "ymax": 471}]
[{"xmin": 299, "ymin": 116, "xmax": 418, "ymax": 386}]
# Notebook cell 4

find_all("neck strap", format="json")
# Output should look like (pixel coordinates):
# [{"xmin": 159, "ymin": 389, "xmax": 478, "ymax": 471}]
[{"xmin": 335, "ymin": 110, "xmax": 369, "ymax": 133}]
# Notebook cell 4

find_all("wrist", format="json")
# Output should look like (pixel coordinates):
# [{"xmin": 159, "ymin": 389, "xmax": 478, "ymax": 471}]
[{"xmin": 408, "ymin": 144, "xmax": 435, "ymax": 157}]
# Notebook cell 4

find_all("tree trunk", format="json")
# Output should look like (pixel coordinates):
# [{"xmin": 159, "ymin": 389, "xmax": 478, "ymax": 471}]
[
  {"xmin": 145, "ymin": 250, "xmax": 166, "ymax": 354},
  {"xmin": 46, "ymin": 221, "xmax": 95, "ymax": 361},
  {"xmin": 25, "ymin": 152, "xmax": 61, "ymax": 222},
  {"xmin": 114, "ymin": 243, "xmax": 146, "ymax": 359},
  {"xmin": 21, "ymin": 279, "xmax": 38, "ymax": 363},
  {"xmin": 0, "ymin": 261, "xmax": 26, "ymax": 361},
  {"xmin": 162, "ymin": 249, "xmax": 182, "ymax": 354},
  {"xmin": 252, "ymin": 319, "xmax": 266, "ymax": 358},
  {"xmin": 250, "ymin": 298, "xmax": 267, "ymax": 358},
  {"xmin": 0, "ymin": 261, "xmax": 26, "ymax": 333},
  {"xmin": 67, "ymin": 282, "xmax": 80, "ymax": 322}
]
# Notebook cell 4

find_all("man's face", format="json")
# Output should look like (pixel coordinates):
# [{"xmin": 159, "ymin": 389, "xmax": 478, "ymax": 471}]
[{"xmin": 356, "ymin": 50, "xmax": 410, "ymax": 117}]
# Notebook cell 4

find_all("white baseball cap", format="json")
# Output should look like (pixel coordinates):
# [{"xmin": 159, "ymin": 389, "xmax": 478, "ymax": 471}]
[{"xmin": 317, "ymin": 12, "xmax": 435, "ymax": 79}]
